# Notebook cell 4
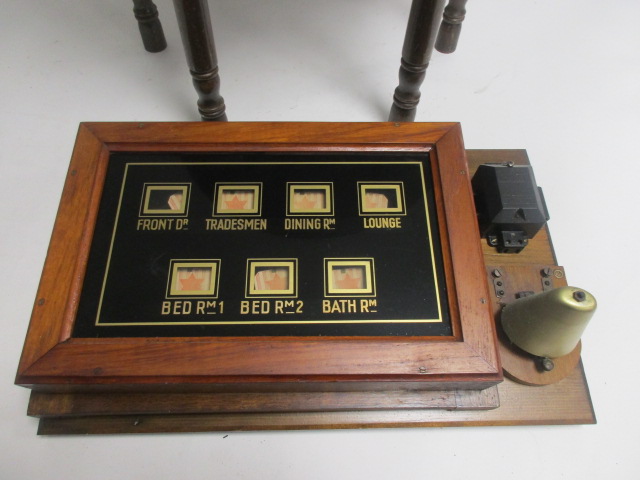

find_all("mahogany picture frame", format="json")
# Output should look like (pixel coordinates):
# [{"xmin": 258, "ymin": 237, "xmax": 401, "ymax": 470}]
[{"xmin": 16, "ymin": 122, "xmax": 501, "ymax": 393}]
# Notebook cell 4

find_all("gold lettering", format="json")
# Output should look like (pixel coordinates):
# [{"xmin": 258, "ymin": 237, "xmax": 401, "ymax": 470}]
[
  {"xmin": 323, "ymin": 218, "xmax": 336, "ymax": 230},
  {"xmin": 171, "ymin": 300, "xmax": 191, "ymax": 315},
  {"xmin": 255, "ymin": 301, "xmax": 270, "ymax": 314},
  {"xmin": 137, "ymin": 218, "xmax": 175, "ymax": 230},
  {"xmin": 363, "ymin": 217, "xmax": 402, "ymax": 229},
  {"xmin": 176, "ymin": 218, "xmax": 189, "ymax": 230},
  {"xmin": 161, "ymin": 301, "xmax": 171, "ymax": 315},
  {"xmin": 240, "ymin": 301, "xmax": 250, "ymax": 314},
  {"xmin": 160, "ymin": 300, "xmax": 194, "ymax": 315},
  {"xmin": 284, "ymin": 218, "xmax": 324, "ymax": 230},
  {"xmin": 331, "ymin": 301, "xmax": 342, "ymax": 314},
  {"xmin": 360, "ymin": 299, "xmax": 369, "ymax": 312},
  {"xmin": 195, "ymin": 300, "xmax": 218, "ymax": 314},
  {"xmin": 240, "ymin": 300, "xmax": 272, "ymax": 314},
  {"xmin": 275, "ymin": 300, "xmax": 284, "ymax": 314},
  {"xmin": 322, "ymin": 300, "xmax": 331, "ymax": 313},
  {"xmin": 323, "ymin": 299, "xmax": 362, "ymax": 314},
  {"xmin": 206, "ymin": 218, "xmax": 267, "ymax": 231}
]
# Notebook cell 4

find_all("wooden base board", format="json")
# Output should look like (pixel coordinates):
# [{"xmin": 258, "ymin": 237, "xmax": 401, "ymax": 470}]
[
  {"xmin": 32, "ymin": 364, "xmax": 593, "ymax": 434},
  {"xmin": 29, "ymin": 387, "xmax": 500, "ymax": 418},
  {"xmin": 24, "ymin": 149, "xmax": 596, "ymax": 434}
]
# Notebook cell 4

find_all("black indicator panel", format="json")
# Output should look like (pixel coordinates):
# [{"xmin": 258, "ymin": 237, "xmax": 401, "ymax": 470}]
[{"xmin": 73, "ymin": 152, "xmax": 451, "ymax": 337}]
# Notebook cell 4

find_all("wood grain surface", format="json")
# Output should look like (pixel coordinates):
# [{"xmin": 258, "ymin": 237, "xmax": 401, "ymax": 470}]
[
  {"xmin": 33, "ymin": 365, "xmax": 593, "ymax": 434},
  {"xmin": 15, "ymin": 123, "xmax": 501, "ymax": 393},
  {"xmin": 23, "ymin": 146, "xmax": 596, "ymax": 433}
]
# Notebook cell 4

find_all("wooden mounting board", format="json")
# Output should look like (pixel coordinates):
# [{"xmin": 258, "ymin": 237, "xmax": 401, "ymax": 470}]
[
  {"xmin": 25, "ymin": 147, "xmax": 596, "ymax": 434},
  {"xmin": 31, "ymin": 365, "xmax": 593, "ymax": 434}
]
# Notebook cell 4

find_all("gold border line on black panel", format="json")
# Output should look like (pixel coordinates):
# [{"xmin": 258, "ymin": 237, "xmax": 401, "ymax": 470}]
[
  {"xmin": 418, "ymin": 162, "xmax": 444, "ymax": 324},
  {"xmin": 95, "ymin": 161, "xmax": 444, "ymax": 326}
]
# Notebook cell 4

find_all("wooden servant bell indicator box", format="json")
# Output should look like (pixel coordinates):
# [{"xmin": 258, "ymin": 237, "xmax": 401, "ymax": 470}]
[{"xmin": 16, "ymin": 123, "xmax": 595, "ymax": 433}]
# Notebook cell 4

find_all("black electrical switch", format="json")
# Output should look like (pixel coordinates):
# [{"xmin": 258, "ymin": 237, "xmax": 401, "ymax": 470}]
[{"xmin": 471, "ymin": 163, "xmax": 549, "ymax": 253}]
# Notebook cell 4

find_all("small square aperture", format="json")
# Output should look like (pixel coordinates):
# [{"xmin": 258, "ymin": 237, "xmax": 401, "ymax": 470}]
[
  {"xmin": 358, "ymin": 183, "xmax": 406, "ymax": 215},
  {"xmin": 287, "ymin": 183, "xmax": 334, "ymax": 215},
  {"xmin": 214, "ymin": 183, "xmax": 262, "ymax": 215},
  {"xmin": 167, "ymin": 260, "xmax": 220, "ymax": 298},
  {"xmin": 325, "ymin": 258, "xmax": 376, "ymax": 297},
  {"xmin": 246, "ymin": 259, "xmax": 297, "ymax": 297},
  {"xmin": 140, "ymin": 184, "xmax": 190, "ymax": 216}
]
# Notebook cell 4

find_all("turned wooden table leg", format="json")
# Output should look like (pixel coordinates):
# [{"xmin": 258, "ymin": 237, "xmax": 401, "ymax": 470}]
[
  {"xmin": 173, "ymin": 0, "xmax": 227, "ymax": 121},
  {"xmin": 389, "ymin": 0, "xmax": 446, "ymax": 122},
  {"xmin": 132, "ymin": 0, "xmax": 167, "ymax": 52},
  {"xmin": 435, "ymin": 0, "xmax": 468, "ymax": 54}
]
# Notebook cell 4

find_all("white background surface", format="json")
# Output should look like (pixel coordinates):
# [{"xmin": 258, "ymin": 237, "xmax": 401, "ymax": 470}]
[{"xmin": 1, "ymin": 0, "xmax": 639, "ymax": 478}]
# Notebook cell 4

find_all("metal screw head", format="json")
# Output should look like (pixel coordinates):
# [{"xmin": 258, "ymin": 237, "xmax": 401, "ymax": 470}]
[
  {"xmin": 491, "ymin": 269, "xmax": 502, "ymax": 278},
  {"xmin": 418, "ymin": 366, "xmax": 427, "ymax": 374},
  {"xmin": 541, "ymin": 267, "xmax": 553, "ymax": 278},
  {"xmin": 539, "ymin": 357, "xmax": 555, "ymax": 372},
  {"xmin": 573, "ymin": 291, "xmax": 587, "ymax": 302}
]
